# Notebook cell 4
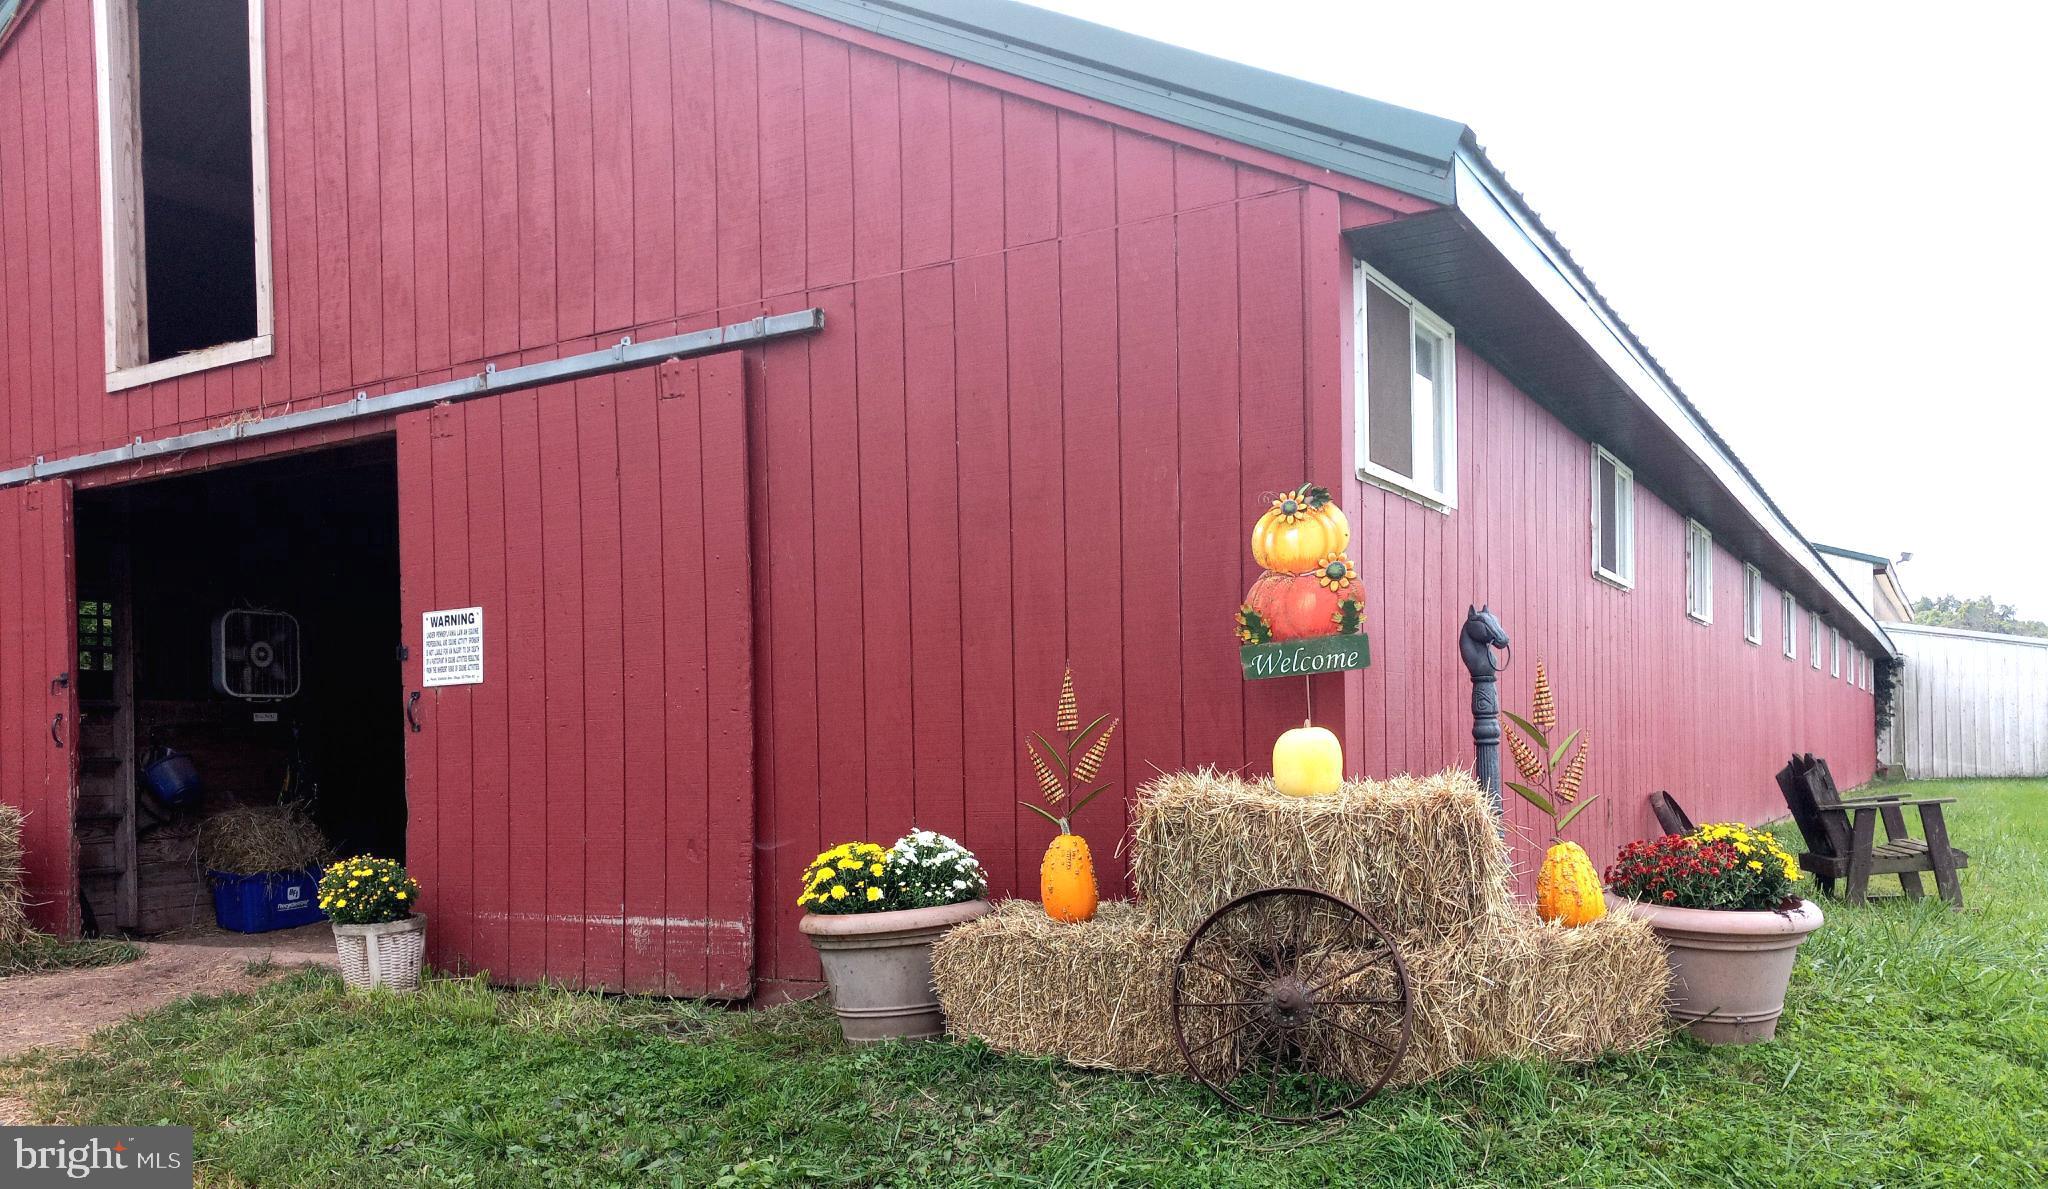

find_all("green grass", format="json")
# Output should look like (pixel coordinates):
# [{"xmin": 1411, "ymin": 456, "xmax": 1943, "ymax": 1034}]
[
  {"xmin": 9, "ymin": 780, "xmax": 2046, "ymax": 1187},
  {"xmin": 0, "ymin": 933, "xmax": 141, "ymax": 977}
]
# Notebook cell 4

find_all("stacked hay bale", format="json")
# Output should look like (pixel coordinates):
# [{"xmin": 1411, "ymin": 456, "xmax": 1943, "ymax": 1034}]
[
  {"xmin": 933, "ymin": 767, "xmax": 1669, "ymax": 1084},
  {"xmin": 0, "ymin": 803, "xmax": 27, "ymax": 942}
]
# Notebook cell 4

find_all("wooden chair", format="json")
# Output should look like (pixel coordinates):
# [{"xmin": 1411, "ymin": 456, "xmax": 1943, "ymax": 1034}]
[
  {"xmin": 1648, "ymin": 791, "xmax": 1696, "ymax": 836},
  {"xmin": 1774, "ymin": 754, "xmax": 1967, "ymax": 908}
]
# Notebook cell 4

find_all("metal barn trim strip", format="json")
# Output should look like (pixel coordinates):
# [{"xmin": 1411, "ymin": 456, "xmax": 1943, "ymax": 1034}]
[{"xmin": 0, "ymin": 309, "xmax": 824, "ymax": 489}]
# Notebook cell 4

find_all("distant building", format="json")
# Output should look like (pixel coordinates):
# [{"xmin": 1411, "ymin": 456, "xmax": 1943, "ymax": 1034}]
[{"xmin": 1814, "ymin": 545, "xmax": 1914, "ymax": 623}]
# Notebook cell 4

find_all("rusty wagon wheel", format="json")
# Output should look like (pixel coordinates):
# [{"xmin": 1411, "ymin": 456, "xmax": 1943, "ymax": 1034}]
[{"xmin": 1169, "ymin": 887, "xmax": 1411, "ymax": 1121}]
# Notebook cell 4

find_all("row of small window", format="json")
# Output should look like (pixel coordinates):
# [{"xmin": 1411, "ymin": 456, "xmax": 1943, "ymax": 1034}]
[
  {"xmin": 1597, "ymin": 449, "xmax": 1870, "ymax": 686},
  {"xmin": 1354, "ymin": 262, "xmax": 1872, "ymax": 691}
]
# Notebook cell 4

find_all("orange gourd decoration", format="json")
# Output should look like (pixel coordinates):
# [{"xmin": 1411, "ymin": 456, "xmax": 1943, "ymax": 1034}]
[
  {"xmin": 1251, "ymin": 484, "xmax": 1350, "ymax": 574},
  {"xmin": 1241, "ymin": 558, "xmax": 1362, "ymax": 641},
  {"xmin": 1537, "ymin": 842, "xmax": 1605, "ymax": 926},
  {"xmin": 1040, "ymin": 833, "xmax": 1099, "ymax": 923},
  {"xmin": 1504, "ymin": 662, "xmax": 1606, "ymax": 926},
  {"xmin": 1022, "ymin": 666, "xmax": 1118, "ymax": 924}
]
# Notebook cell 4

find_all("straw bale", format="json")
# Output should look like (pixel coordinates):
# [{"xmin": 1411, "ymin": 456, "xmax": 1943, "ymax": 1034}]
[
  {"xmin": 0, "ymin": 803, "xmax": 24, "ymax": 942},
  {"xmin": 1132, "ymin": 768, "xmax": 1514, "ymax": 936},
  {"xmin": 935, "ymin": 900, "xmax": 1669, "ymax": 1085},
  {"xmin": 932, "ymin": 900, "xmax": 1188, "ymax": 1073},
  {"xmin": 1322, "ymin": 911, "xmax": 1670, "ymax": 1085}
]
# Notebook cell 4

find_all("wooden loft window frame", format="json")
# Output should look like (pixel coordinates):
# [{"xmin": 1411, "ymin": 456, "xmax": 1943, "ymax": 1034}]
[
  {"xmin": 93, "ymin": 0, "xmax": 273, "ymax": 393},
  {"xmin": 1684, "ymin": 519, "xmax": 1713, "ymax": 625}
]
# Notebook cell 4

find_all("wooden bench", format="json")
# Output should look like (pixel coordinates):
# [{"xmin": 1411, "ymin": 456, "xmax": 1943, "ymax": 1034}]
[{"xmin": 1774, "ymin": 754, "xmax": 1967, "ymax": 908}]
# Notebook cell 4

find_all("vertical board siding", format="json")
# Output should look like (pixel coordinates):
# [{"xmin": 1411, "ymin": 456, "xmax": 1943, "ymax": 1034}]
[
  {"xmin": 1891, "ymin": 625, "xmax": 2048, "ymax": 778},
  {"xmin": 0, "ymin": 0, "xmax": 1878, "ymax": 989},
  {"xmin": 396, "ymin": 354, "xmax": 754, "ymax": 996},
  {"xmin": 0, "ymin": 480, "xmax": 78, "ymax": 934}
]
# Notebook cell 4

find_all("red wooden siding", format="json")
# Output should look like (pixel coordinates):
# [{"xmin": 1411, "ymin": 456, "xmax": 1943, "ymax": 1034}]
[
  {"xmin": 0, "ymin": 0, "xmax": 1876, "ymax": 994},
  {"xmin": 396, "ymin": 353, "xmax": 754, "ymax": 995},
  {"xmin": 0, "ymin": 479, "xmax": 78, "ymax": 934}
]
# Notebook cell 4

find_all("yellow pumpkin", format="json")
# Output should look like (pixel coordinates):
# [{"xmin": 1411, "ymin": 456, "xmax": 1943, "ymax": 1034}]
[
  {"xmin": 1251, "ymin": 484, "xmax": 1350, "ymax": 574},
  {"xmin": 1272, "ymin": 724, "xmax": 1343, "ymax": 797},
  {"xmin": 1041, "ymin": 833, "xmax": 1099, "ymax": 923},
  {"xmin": 1536, "ymin": 841, "xmax": 1606, "ymax": 926}
]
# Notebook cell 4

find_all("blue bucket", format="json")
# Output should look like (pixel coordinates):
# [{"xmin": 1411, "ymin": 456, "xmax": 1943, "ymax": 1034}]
[
  {"xmin": 142, "ymin": 748, "xmax": 202, "ymax": 807},
  {"xmin": 207, "ymin": 868, "xmax": 327, "ymax": 933}
]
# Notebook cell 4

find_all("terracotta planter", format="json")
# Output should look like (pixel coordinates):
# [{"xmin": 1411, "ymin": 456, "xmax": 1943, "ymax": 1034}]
[
  {"xmin": 1607, "ymin": 893, "xmax": 1822, "ymax": 1044},
  {"xmin": 800, "ymin": 899, "xmax": 990, "ymax": 1043}
]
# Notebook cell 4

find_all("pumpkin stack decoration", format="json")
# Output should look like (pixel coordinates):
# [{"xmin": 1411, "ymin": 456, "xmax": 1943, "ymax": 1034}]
[
  {"xmin": 1235, "ymin": 483, "xmax": 1370, "ymax": 797},
  {"xmin": 1239, "ymin": 484, "xmax": 1366, "ymax": 644},
  {"xmin": 1022, "ymin": 667, "xmax": 1118, "ymax": 923},
  {"xmin": 1503, "ymin": 662, "xmax": 1606, "ymax": 926}
]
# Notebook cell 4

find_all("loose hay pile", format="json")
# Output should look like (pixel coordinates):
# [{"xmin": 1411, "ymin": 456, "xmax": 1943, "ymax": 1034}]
[
  {"xmin": 1132, "ymin": 768, "xmax": 1514, "ymax": 936},
  {"xmin": 0, "ymin": 803, "xmax": 25, "ymax": 941},
  {"xmin": 196, "ymin": 804, "xmax": 331, "ymax": 875},
  {"xmin": 933, "ymin": 767, "xmax": 1671, "ymax": 1086}
]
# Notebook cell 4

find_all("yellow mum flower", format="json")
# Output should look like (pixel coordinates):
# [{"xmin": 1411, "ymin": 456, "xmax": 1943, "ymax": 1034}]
[
  {"xmin": 830, "ymin": 885, "xmax": 847, "ymax": 900},
  {"xmin": 395, "ymin": 891, "xmax": 408, "ymax": 900},
  {"xmin": 870, "ymin": 863, "xmax": 884, "ymax": 876},
  {"xmin": 1748, "ymin": 860, "xmax": 1763, "ymax": 871},
  {"xmin": 866, "ymin": 887, "xmax": 884, "ymax": 902}
]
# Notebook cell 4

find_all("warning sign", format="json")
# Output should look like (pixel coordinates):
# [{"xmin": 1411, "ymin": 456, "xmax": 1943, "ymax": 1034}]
[{"xmin": 422, "ymin": 606, "xmax": 484, "ymax": 687}]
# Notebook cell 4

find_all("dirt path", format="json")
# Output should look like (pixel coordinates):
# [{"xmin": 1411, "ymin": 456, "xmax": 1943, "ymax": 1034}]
[{"xmin": 0, "ymin": 932, "xmax": 337, "ymax": 1123}]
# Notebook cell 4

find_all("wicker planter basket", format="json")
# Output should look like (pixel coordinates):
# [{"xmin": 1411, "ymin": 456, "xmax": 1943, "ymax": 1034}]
[{"xmin": 332, "ymin": 914, "xmax": 427, "ymax": 992}]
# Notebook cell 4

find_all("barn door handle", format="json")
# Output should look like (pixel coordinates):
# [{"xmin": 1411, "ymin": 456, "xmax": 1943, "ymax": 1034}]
[
  {"xmin": 406, "ymin": 691, "xmax": 422, "ymax": 734},
  {"xmin": 51, "ymin": 712, "xmax": 65, "ymax": 748}
]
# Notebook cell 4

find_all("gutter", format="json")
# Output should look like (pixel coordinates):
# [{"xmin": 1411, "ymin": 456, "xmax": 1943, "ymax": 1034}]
[{"xmin": 0, "ymin": 310, "xmax": 824, "ymax": 489}]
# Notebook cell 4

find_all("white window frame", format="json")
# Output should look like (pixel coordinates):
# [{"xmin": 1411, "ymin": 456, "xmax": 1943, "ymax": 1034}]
[
  {"xmin": 1811, "ymin": 612, "xmax": 1823, "ymax": 670},
  {"xmin": 1742, "ymin": 564, "xmax": 1763, "ymax": 644},
  {"xmin": 1684, "ymin": 520, "xmax": 1713, "ymax": 624},
  {"xmin": 1830, "ymin": 627, "xmax": 1841, "ymax": 677},
  {"xmin": 1862, "ymin": 654, "xmax": 1872, "ymax": 690},
  {"xmin": 93, "ymin": 0, "xmax": 275, "ymax": 393},
  {"xmin": 1590, "ymin": 444, "xmax": 1634, "ymax": 588},
  {"xmin": 1782, "ymin": 593, "xmax": 1797, "ymax": 658},
  {"xmin": 1355, "ymin": 261, "xmax": 1457, "ymax": 510}
]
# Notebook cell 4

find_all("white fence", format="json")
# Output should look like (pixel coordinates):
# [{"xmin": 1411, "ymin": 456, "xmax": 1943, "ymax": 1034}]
[{"xmin": 1886, "ymin": 623, "xmax": 2048, "ymax": 778}]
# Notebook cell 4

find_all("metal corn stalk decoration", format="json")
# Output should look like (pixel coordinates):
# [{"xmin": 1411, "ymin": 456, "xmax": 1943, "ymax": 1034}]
[
  {"xmin": 1502, "ymin": 661, "xmax": 1598, "ymax": 842},
  {"xmin": 1022, "ymin": 664, "xmax": 1119, "ymax": 834}
]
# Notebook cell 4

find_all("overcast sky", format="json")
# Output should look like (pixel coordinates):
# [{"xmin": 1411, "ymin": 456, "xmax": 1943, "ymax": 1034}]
[{"xmin": 1030, "ymin": 0, "xmax": 2048, "ymax": 618}]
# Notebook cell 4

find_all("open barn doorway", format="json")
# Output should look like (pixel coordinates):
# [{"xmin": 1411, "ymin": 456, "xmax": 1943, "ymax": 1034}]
[{"xmin": 71, "ymin": 439, "xmax": 402, "ymax": 937}]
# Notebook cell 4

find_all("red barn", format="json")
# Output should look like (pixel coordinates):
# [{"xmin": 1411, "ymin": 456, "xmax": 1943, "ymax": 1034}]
[{"xmin": 0, "ymin": 0, "xmax": 1888, "ymax": 998}]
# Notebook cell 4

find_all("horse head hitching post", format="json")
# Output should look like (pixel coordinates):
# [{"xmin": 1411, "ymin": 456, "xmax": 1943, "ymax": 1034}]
[{"xmin": 1459, "ymin": 606, "xmax": 1511, "ymax": 820}]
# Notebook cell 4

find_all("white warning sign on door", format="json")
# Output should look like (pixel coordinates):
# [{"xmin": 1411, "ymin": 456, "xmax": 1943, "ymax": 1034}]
[{"xmin": 422, "ymin": 606, "xmax": 484, "ymax": 687}]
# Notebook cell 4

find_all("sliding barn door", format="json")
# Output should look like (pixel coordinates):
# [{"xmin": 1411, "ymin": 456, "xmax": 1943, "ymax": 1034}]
[
  {"xmin": 0, "ymin": 480, "xmax": 80, "ymax": 935},
  {"xmin": 397, "ymin": 353, "xmax": 755, "ymax": 996}
]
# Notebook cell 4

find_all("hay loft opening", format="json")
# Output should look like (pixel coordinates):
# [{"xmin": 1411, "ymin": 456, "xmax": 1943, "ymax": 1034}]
[
  {"xmin": 94, "ymin": 0, "xmax": 273, "ymax": 387},
  {"xmin": 72, "ymin": 440, "xmax": 402, "ymax": 936}
]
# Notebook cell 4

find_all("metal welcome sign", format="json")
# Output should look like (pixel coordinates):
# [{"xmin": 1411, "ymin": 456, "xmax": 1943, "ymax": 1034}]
[{"xmin": 1236, "ymin": 482, "xmax": 1373, "ymax": 681}]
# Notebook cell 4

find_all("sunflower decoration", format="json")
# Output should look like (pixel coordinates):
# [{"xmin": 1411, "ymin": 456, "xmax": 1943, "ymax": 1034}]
[
  {"xmin": 1268, "ymin": 489, "xmax": 1315, "ymax": 524},
  {"xmin": 1313, "ymin": 555, "xmax": 1357, "ymax": 591}
]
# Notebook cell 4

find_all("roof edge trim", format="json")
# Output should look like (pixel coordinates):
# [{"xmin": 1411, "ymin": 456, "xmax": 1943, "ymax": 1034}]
[{"xmin": 1449, "ymin": 148, "xmax": 1894, "ymax": 658}]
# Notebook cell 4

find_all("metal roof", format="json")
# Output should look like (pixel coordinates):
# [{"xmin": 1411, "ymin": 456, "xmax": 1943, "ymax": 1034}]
[
  {"xmin": 1813, "ymin": 543, "xmax": 1893, "ymax": 568},
  {"xmin": 776, "ymin": 0, "xmax": 1467, "ymax": 202}
]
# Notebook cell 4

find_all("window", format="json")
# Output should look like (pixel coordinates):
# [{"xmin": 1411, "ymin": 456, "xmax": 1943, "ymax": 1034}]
[
  {"xmin": 94, "ymin": 0, "xmax": 273, "ymax": 391},
  {"xmin": 1685, "ymin": 520, "xmax": 1713, "ymax": 623},
  {"xmin": 1356, "ymin": 262, "xmax": 1456, "ymax": 507},
  {"xmin": 1863, "ymin": 655, "xmax": 1873, "ymax": 690},
  {"xmin": 1782, "ymin": 593, "xmax": 1797, "ymax": 658},
  {"xmin": 1811, "ymin": 612, "xmax": 1823, "ymax": 669},
  {"xmin": 1830, "ymin": 627, "xmax": 1841, "ymax": 677},
  {"xmin": 1742, "ymin": 565, "xmax": 1763, "ymax": 644},
  {"xmin": 1591, "ymin": 445, "xmax": 1634, "ymax": 586}
]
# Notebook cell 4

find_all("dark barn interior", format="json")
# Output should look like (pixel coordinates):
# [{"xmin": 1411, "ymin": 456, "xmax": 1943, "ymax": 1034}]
[{"xmin": 72, "ymin": 440, "xmax": 403, "ymax": 934}]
